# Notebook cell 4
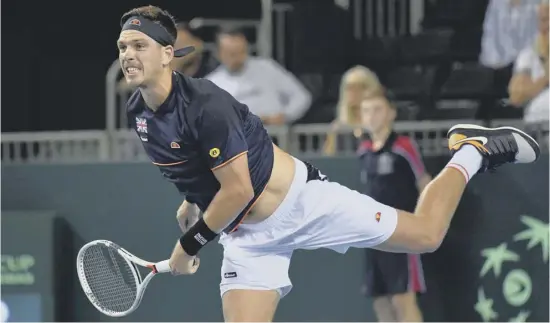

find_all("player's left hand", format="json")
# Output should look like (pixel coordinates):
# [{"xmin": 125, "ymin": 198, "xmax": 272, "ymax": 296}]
[{"xmin": 168, "ymin": 241, "xmax": 200, "ymax": 275}]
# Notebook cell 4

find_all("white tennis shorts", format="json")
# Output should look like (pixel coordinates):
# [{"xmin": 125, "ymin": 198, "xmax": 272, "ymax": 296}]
[{"xmin": 218, "ymin": 157, "xmax": 398, "ymax": 298}]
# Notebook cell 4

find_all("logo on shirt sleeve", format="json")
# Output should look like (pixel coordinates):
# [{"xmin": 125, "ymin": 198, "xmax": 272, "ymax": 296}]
[
  {"xmin": 209, "ymin": 148, "xmax": 220, "ymax": 158},
  {"xmin": 375, "ymin": 212, "xmax": 381, "ymax": 222}
]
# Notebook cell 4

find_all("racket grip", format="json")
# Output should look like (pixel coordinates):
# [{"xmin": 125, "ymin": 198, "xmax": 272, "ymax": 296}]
[{"xmin": 154, "ymin": 260, "xmax": 171, "ymax": 273}]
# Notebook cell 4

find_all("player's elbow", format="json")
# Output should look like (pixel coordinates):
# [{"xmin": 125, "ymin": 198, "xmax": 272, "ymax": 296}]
[
  {"xmin": 420, "ymin": 232, "xmax": 444, "ymax": 253},
  {"xmin": 414, "ymin": 219, "xmax": 445, "ymax": 253}
]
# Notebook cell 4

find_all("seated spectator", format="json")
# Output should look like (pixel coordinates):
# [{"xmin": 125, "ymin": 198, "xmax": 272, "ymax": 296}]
[
  {"xmin": 480, "ymin": 0, "xmax": 539, "ymax": 70},
  {"xmin": 480, "ymin": 0, "xmax": 540, "ymax": 97},
  {"xmin": 171, "ymin": 21, "xmax": 219, "ymax": 78},
  {"xmin": 207, "ymin": 26, "xmax": 311, "ymax": 126},
  {"xmin": 323, "ymin": 66, "xmax": 382, "ymax": 155},
  {"xmin": 508, "ymin": 0, "xmax": 549, "ymax": 124}
]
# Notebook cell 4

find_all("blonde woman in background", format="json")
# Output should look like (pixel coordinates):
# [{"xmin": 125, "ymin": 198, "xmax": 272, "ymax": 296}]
[{"xmin": 323, "ymin": 66, "xmax": 383, "ymax": 155}]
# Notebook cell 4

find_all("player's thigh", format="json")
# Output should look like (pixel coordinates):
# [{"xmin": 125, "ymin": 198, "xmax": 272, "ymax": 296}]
[
  {"xmin": 220, "ymin": 248, "xmax": 293, "ymax": 322},
  {"xmin": 296, "ymin": 180, "xmax": 398, "ymax": 252},
  {"xmin": 222, "ymin": 289, "xmax": 280, "ymax": 322}
]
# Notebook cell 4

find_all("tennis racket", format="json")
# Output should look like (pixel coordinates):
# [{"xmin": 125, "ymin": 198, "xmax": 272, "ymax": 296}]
[{"xmin": 76, "ymin": 239, "xmax": 172, "ymax": 317}]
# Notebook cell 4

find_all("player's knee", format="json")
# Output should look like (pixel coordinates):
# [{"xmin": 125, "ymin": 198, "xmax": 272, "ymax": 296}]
[
  {"xmin": 428, "ymin": 228, "xmax": 446, "ymax": 252},
  {"xmin": 409, "ymin": 234, "xmax": 442, "ymax": 254},
  {"xmin": 421, "ymin": 234, "xmax": 443, "ymax": 253}
]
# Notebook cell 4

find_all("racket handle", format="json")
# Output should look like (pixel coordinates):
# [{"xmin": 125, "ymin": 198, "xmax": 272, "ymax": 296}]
[{"xmin": 154, "ymin": 260, "xmax": 171, "ymax": 273}]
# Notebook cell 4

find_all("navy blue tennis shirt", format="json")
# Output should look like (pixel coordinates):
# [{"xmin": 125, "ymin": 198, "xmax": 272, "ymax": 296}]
[{"xmin": 127, "ymin": 71, "xmax": 274, "ymax": 233}]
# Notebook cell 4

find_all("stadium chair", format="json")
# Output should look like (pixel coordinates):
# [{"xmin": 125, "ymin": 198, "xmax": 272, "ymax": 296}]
[
  {"xmin": 295, "ymin": 73, "xmax": 340, "ymax": 124},
  {"xmin": 429, "ymin": 62, "xmax": 495, "ymax": 120},
  {"xmin": 296, "ymin": 101, "xmax": 337, "ymax": 124},
  {"xmin": 449, "ymin": 28, "xmax": 483, "ymax": 63},
  {"xmin": 438, "ymin": 63, "xmax": 494, "ymax": 100},
  {"xmin": 395, "ymin": 29, "xmax": 453, "ymax": 66},
  {"xmin": 354, "ymin": 36, "xmax": 397, "ymax": 75},
  {"xmin": 384, "ymin": 66, "xmax": 434, "ymax": 101},
  {"xmin": 422, "ymin": 0, "xmax": 489, "ymax": 30},
  {"xmin": 489, "ymin": 100, "xmax": 524, "ymax": 120},
  {"xmin": 382, "ymin": 67, "xmax": 435, "ymax": 121},
  {"xmin": 289, "ymin": 0, "xmax": 352, "ymax": 73}
]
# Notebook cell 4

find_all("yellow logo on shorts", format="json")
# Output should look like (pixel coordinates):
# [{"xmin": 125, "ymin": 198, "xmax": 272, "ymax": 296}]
[
  {"xmin": 209, "ymin": 148, "xmax": 220, "ymax": 158},
  {"xmin": 375, "ymin": 212, "xmax": 381, "ymax": 222}
]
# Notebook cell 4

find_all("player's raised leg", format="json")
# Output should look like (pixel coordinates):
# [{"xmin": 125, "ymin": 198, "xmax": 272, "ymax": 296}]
[
  {"xmin": 377, "ymin": 124, "xmax": 540, "ymax": 252},
  {"xmin": 291, "ymin": 124, "xmax": 541, "ymax": 256}
]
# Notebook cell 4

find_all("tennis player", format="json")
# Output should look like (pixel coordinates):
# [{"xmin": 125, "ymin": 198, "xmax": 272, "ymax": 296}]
[{"xmin": 119, "ymin": 5, "xmax": 541, "ymax": 322}]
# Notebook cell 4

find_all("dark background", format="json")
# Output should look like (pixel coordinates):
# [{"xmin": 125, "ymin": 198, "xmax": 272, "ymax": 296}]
[
  {"xmin": 2, "ymin": 156, "xmax": 548, "ymax": 322},
  {"xmin": 1, "ymin": 0, "xmax": 263, "ymax": 132}
]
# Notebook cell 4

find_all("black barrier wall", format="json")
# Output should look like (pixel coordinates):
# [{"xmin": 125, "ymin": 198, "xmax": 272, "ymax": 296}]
[{"xmin": 1, "ymin": 156, "xmax": 549, "ymax": 322}]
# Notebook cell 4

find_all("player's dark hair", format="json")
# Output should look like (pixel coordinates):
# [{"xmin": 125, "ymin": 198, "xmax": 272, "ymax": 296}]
[{"xmin": 120, "ymin": 5, "xmax": 178, "ymax": 41}]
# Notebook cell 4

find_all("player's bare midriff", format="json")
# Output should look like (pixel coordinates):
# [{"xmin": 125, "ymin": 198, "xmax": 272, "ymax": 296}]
[{"xmin": 241, "ymin": 143, "xmax": 296, "ymax": 224}]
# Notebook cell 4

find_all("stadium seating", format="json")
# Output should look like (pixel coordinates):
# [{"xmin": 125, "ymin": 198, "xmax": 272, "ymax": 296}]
[
  {"xmin": 439, "ymin": 63, "xmax": 494, "ymax": 100},
  {"xmin": 429, "ymin": 62, "xmax": 495, "ymax": 120},
  {"xmin": 395, "ymin": 29, "xmax": 453, "ymax": 66}
]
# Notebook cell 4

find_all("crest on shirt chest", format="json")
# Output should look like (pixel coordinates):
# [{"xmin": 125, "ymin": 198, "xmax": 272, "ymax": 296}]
[
  {"xmin": 377, "ymin": 152, "xmax": 394, "ymax": 175},
  {"xmin": 136, "ymin": 117, "xmax": 148, "ymax": 141}
]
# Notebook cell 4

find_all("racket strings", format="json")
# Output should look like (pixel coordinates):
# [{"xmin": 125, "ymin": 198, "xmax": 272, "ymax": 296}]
[{"xmin": 82, "ymin": 245, "xmax": 139, "ymax": 313}]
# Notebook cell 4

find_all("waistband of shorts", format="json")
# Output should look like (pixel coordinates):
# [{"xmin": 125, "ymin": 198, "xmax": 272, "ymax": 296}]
[{"xmin": 237, "ymin": 157, "xmax": 307, "ymax": 232}]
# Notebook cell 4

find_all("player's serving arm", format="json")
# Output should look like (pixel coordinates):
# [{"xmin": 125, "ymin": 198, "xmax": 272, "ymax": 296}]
[{"xmin": 168, "ymin": 92, "xmax": 256, "ymax": 275}]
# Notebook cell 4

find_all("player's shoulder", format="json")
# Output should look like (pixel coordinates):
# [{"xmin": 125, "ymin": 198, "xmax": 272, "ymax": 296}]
[
  {"xmin": 183, "ymin": 73, "xmax": 222, "ymax": 97},
  {"xmin": 180, "ymin": 72, "xmax": 236, "ymax": 116}
]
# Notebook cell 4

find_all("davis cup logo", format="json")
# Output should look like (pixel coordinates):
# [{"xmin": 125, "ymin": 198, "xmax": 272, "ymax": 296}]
[{"xmin": 475, "ymin": 215, "xmax": 549, "ymax": 322}]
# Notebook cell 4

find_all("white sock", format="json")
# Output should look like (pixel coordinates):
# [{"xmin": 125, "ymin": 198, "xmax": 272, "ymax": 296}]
[{"xmin": 446, "ymin": 145, "xmax": 483, "ymax": 182}]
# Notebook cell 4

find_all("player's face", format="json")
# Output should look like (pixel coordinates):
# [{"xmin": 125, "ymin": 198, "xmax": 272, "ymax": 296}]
[
  {"xmin": 118, "ymin": 30, "xmax": 166, "ymax": 87},
  {"xmin": 360, "ymin": 97, "xmax": 395, "ymax": 134},
  {"xmin": 218, "ymin": 35, "xmax": 248, "ymax": 72}
]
